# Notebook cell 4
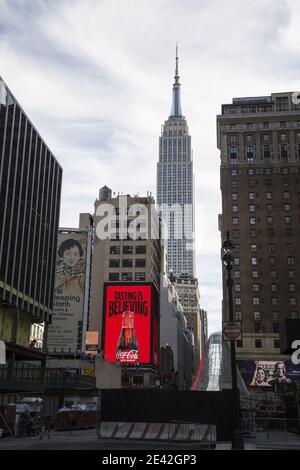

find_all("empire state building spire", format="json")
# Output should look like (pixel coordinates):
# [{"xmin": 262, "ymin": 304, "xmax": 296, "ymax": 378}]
[{"xmin": 170, "ymin": 43, "xmax": 183, "ymax": 117}]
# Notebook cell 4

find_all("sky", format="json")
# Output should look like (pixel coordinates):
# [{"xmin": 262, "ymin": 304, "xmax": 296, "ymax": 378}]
[{"xmin": 1, "ymin": 0, "xmax": 300, "ymax": 335}]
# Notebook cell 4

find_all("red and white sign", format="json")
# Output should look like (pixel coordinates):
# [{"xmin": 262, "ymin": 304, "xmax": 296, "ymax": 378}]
[{"xmin": 223, "ymin": 321, "xmax": 242, "ymax": 341}]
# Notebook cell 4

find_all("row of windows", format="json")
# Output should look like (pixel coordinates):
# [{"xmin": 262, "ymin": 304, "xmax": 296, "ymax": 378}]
[
  {"xmin": 227, "ymin": 119, "xmax": 300, "ymax": 129},
  {"xmin": 110, "ymin": 245, "xmax": 146, "ymax": 255},
  {"xmin": 229, "ymin": 133, "xmax": 300, "ymax": 144},
  {"xmin": 108, "ymin": 272, "xmax": 146, "ymax": 282},
  {"xmin": 234, "ymin": 270, "xmax": 296, "ymax": 281},
  {"xmin": 232, "ymin": 228, "xmax": 295, "ymax": 238},
  {"xmin": 232, "ymin": 216, "xmax": 297, "ymax": 225},
  {"xmin": 234, "ymin": 283, "xmax": 296, "ymax": 293},
  {"xmin": 232, "ymin": 191, "xmax": 291, "ymax": 200},
  {"xmin": 109, "ymin": 259, "xmax": 146, "ymax": 268},
  {"xmin": 232, "ymin": 204, "xmax": 293, "ymax": 213},
  {"xmin": 231, "ymin": 178, "xmax": 296, "ymax": 190},
  {"xmin": 234, "ymin": 297, "xmax": 298, "ymax": 306},
  {"xmin": 230, "ymin": 167, "xmax": 299, "ymax": 177},
  {"xmin": 232, "ymin": 256, "xmax": 296, "ymax": 266},
  {"xmin": 235, "ymin": 311, "xmax": 299, "ymax": 320},
  {"xmin": 236, "ymin": 339, "xmax": 280, "ymax": 349},
  {"xmin": 232, "ymin": 243, "xmax": 294, "ymax": 253}
]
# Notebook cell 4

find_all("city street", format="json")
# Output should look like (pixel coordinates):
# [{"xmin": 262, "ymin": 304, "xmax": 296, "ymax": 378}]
[{"xmin": 0, "ymin": 429, "xmax": 213, "ymax": 450}]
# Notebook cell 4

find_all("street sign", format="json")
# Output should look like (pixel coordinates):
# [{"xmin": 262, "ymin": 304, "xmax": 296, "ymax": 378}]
[{"xmin": 223, "ymin": 321, "xmax": 242, "ymax": 341}]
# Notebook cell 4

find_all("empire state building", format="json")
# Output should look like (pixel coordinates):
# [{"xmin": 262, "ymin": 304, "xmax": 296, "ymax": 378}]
[{"xmin": 156, "ymin": 48, "xmax": 195, "ymax": 277}]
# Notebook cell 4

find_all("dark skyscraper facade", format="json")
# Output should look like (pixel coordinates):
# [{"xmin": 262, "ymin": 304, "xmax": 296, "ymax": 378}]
[
  {"xmin": 0, "ymin": 78, "xmax": 62, "ymax": 324},
  {"xmin": 218, "ymin": 92, "xmax": 300, "ymax": 361}
]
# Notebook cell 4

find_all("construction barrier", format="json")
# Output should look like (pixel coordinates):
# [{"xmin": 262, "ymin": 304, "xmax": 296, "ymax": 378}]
[{"xmin": 99, "ymin": 421, "xmax": 216, "ymax": 442}]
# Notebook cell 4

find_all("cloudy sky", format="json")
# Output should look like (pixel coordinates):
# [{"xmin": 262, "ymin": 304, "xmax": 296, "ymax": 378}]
[{"xmin": 1, "ymin": 0, "xmax": 300, "ymax": 334}]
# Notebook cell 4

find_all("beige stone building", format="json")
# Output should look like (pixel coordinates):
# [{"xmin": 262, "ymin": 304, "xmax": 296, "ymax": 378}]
[
  {"xmin": 217, "ymin": 92, "xmax": 300, "ymax": 361},
  {"xmin": 87, "ymin": 187, "xmax": 161, "ymax": 348}
]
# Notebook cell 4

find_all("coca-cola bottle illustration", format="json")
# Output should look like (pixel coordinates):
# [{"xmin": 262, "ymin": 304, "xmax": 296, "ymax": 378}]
[{"xmin": 116, "ymin": 311, "xmax": 139, "ymax": 365}]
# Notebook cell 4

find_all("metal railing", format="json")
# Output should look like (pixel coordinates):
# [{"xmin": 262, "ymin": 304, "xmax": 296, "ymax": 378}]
[
  {"xmin": 0, "ymin": 364, "xmax": 95, "ymax": 388},
  {"xmin": 242, "ymin": 416, "xmax": 300, "ymax": 444}
]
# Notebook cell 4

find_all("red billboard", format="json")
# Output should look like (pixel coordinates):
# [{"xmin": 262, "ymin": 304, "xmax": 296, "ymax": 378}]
[{"xmin": 103, "ymin": 284, "xmax": 159, "ymax": 367}]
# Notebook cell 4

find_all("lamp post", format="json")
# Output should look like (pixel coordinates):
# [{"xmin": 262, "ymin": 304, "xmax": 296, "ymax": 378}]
[{"xmin": 222, "ymin": 231, "xmax": 244, "ymax": 450}]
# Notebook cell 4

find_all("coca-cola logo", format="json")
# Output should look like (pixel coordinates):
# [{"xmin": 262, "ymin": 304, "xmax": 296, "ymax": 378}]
[{"xmin": 116, "ymin": 349, "xmax": 138, "ymax": 363}]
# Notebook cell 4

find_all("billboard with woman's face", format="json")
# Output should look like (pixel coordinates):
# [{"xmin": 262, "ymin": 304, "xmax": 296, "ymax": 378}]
[
  {"xmin": 238, "ymin": 360, "xmax": 300, "ymax": 388},
  {"xmin": 47, "ymin": 232, "xmax": 88, "ymax": 354}
]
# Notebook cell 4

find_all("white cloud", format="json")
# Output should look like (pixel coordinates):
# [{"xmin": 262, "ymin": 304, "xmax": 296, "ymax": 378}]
[{"xmin": 0, "ymin": 0, "xmax": 298, "ymax": 338}]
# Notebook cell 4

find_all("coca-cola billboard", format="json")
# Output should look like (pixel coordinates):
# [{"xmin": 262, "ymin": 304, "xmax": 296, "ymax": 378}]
[{"xmin": 102, "ymin": 284, "xmax": 159, "ymax": 367}]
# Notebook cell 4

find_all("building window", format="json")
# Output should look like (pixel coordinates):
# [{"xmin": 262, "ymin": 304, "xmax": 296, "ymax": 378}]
[
  {"xmin": 233, "ymin": 229, "xmax": 239, "ymax": 238},
  {"xmin": 253, "ymin": 284, "xmax": 260, "ymax": 292},
  {"xmin": 136, "ymin": 246, "xmax": 146, "ymax": 254},
  {"xmin": 289, "ymin": 284, "xmax": 296, "ymax": 293},
  {"xmin": 254, "ymin": 322, "xmax": 261, "ymax": 333},
  {"xmin": 251, "ymin": 257, "xmax": 258, "ymax": 265},
  {"xmin": 250, "ymin": 229, "xmax": 257, "ymax": 238},
  {"xmin": 109, "ymin": 273, "xmax": 119, "ymax": 281},
  {"xmin": 109, "ymin": 259, "xmax": 120, "ymax": 268},
  {"xmin": 231, "ymin": 181, "xmax": 238, "ymax": 189},
  {"xmin": 252, "ymin": 271, "xmax": 259, "ymax": 278},
  {"xmin": 268, "ymin": 244, "xmax": 276, "ymax": 253},
  {"xmin": 289, "ymin": 270, "xmax": 295, "ymax": 279},
  {"xmin": 272, "ymin": 312, "xmax": 279, "ymax": 320},
  {"xmin": 110, "ymin": 246, "xmax": 121, "ymax": 255},
  {"xmin": 234, "ymin": 271, "xmax": 241, "ymax": 279},
  {"xmin": 270, "ymin": 270, "xmax": 277, "ymax": 279},
  {"xmin": 122, "ymin": 259, "xmax": 133, "ymax": 268},
  {"xmin": 266, "ymin": 192, "xmax": 272, "ymax": 200},
  {"xmin": 272, "ymin": 298, "xmax": 278, "ymax": 306},
  {"xmin": 274, "ymin": 340, "xmax": 280, "ymax": 349},
  {"xmin": 269, "ymin": 257, "xmax": 276, "ymax": 265},
  {"xmin": 288, "ymin": 256, "xmax": 295, "ymax": 266},
  {"xmin": 236, "ymin": 340, "xmax": 243, "ymax": 348},
  {"xmin": 291, "ymin": 297, "xmax": 297, "ymax": 306},
  {"xmin": 291, "ymin": 312, "xmax": 299, "ymax": 319},
  {"xmin": 235, "ymin": 311, "xmax": 242, "ymax": 320},
  {"xmin": 255, "ymin": 339, "xmax": 262, "ymax": 348},
  {"xmin": 135, "ymin": 272, "xmax": 146, "ymax": 281},
  {"xmin": 253, "ymin": 297, "xmax": 260, "ymax": 305},
  {"xmin": 250, "ymin": 244, "xmax": 258, "ymax": 252},
  {"xmin": 273, "ymin": 323, "xmax": 280, "ymax": 334},
  {"xmin": 122, "ymin": 272, "xmax": 133, "ymax": 281},
  {"xmin": 235, "ymin": 284, "xmax": 241, "ymax": 293},
  {"xmin": 231, "ymin": 169, "xmax": 238, "ymax": 176},
  {"xmin": 249, "ymin": 192, "xmax": 255, "ymax": 200},
  {"xmin": 254, "ymin": 311, "xmax": 261, "ymax": 320},
  {"xmin": 267, "ymin": 216, "xmax": 273, "ymax": 225},
  {"xmin": 235, "ymin": 298, "xmax": 241, "ymax": 306},
  {"xmin": 232, "ymin": 217, "xmax": 239, "ymax": 225},
  {"xmin": 286, "ymin": 243, "xmax": 294, "ymax": 253},
  {"xmin": 249, "ymin": 205, "xmax": 256, "ymax": 213},
  {"xmin": 123, "ymin": 245, "xmax": 134, "ymax": 254},
  {"xmin": 271, "ymin": 284, "xmax": 278, "ymax": 293},
  {"xmin": 266, "ymin": 204, "xmax": 273, "ymax": 212},
  {"xmin": 250, "ymin": 217, "xmax": 257, "ymax": 225},
  {"xmin": 283, "ymin": 191, "xmax": 290, "ymax": 200},
  {"xmin": 284, "ymin": 203, "xmax": 291, "ymax": 212},
  {"xmin": 232, "ymin": 205, "xmax": 239, "ymax": 213},
  {"xmin": 232, "ymin": 192, "xmax": 238, "ymax": 201}
]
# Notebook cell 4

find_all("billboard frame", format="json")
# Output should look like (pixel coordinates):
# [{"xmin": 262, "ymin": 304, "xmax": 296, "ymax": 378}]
[{"xmin": 102, "ymin": 282, "xmax": 160, "ymax": 369}]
